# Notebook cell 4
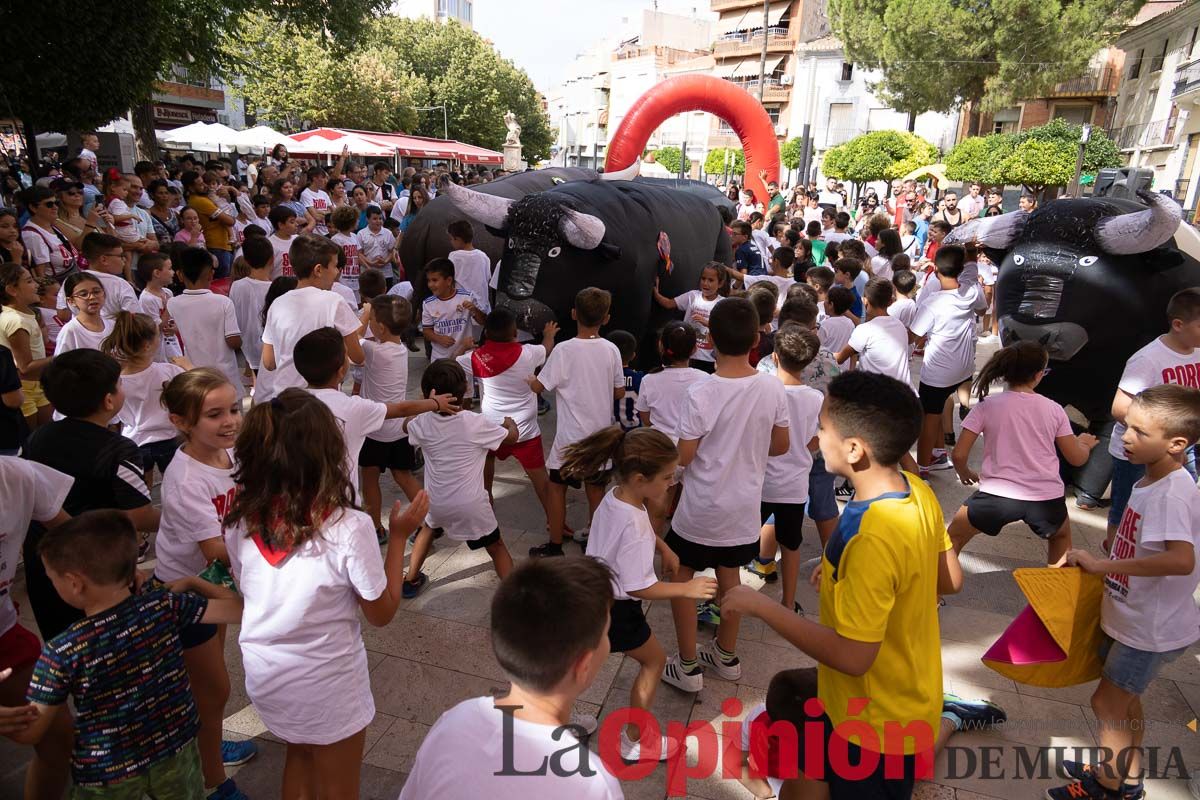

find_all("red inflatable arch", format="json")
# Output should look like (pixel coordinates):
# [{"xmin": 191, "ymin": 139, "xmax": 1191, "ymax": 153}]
[{"xmin": 605, "ymin": 74, "xmax": 780, "ymax": 206}]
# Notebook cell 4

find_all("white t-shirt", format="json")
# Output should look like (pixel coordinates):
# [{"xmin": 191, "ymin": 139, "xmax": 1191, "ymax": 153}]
[
  {"xmin": 889, "ymin": 296, "xmax": 917, "ymax": 329},
  {"xmin": 400, "ymin": 696, "xmax": 624, "ymax": 800},
  {"xmin": 168, "ymin": 290, "xmax": 244, "ymax": 399},
  {"xmin": 421, "ymin": 288, "xmax": 478, "ymax": 361},
  {"xmin": 387, "ymin": 281, "xmax": 414, "ymax": 303},
  {"xmin": 675, "ymin": 291, "xmax": 722, "ymax": 362},
  {"xmin": 869, "ymin": 255, "xmax": 894, "ymax": 281},
  {"xmin": 909, "ymin": 285, "xmax": 987, "ymax": 388},
  {"xmin": 331, "ymin": 231, "xmax": 362, "ymax": 297},
  {"xmin": 309, "ymin": 387, "xmax": 386, "ymax": 496},
  {"xmin": 762, "ymin": 384, "xmax": 824, "ymax": 504},
  {"xmin": 330, "ymin": 280, "xmax": 358, "ymax": 313},
  {"xmin": 139, "ymin": 288, "xmax": 183, "ymax": 362},
  {"xmin": 229, "ymin": 277, "xmax": 271, "ymax": 370},
  {"xmin": 55, "ymin": 316, "xmax": 113, "ymax": 354},
  {"xmin": 1109, "ymin": 337, "xmax": 1200, "ymax": 460},
  {"xmin": 407, "ymin": 411, "xmax": 508, "ymax": 539},
  {"xmin": 469, "ymin": 343, "xmax": 547, "ymax": 443},
  {"xmin": 269, "ymin": 234, "xmax": 296, "ymax": 279},
  {"xmin": 258, "ymin": 286, "xmax": 362, "ymax": 402},
  {"xmin": 361, "ymin": 339, "xmax": 410, "ymax": 443},
  {"xmin": 300, "ymin": 188, "xmax": 332, "ymax": 236},
  {"xmin": 22, "ymin": 222, "xmax": 72, "ymax": 278},
  {"xmin": 116, "ymin": 362, "xmax": 183, "ymax": 446},
  {"xmin": 585, "ymin": 490, "xmax": 658, "ymax": 600},
  {"xmin": 847, "ymin": 315, "xmax": 912, "ymax": 388},
  {"xmin": 357, "ymin": 226, "xmax": 396, "ymax": 280},
  {"xmin": 0, "ymin": 458, "xmax": 72, "ymax": 637},
  {"xmin": 818, "ymin": 315, "xmax": 854, "ymax": 355},
  {"xmin": 449, "ymin": 249, "xmax": 492, "ymax": 314},
  {"xmin": 57, "ymin": 269, "xmax": 140, "ymax": 320},
  {"xmin": 916, "ymin": 264, "xmax": 981, "ymax": 307},
  {"xmin": 674, "ymin": 372, "xmax": 790, "ymax": 546},
  {"xmin": 1102, "ymin": 467, "xmax": 1200, "ymax": 653},
  {"xmin": 156, "ymin": 448, "xmax": 235, "ymax": 582},
  {"xmin": 634, "ymin": 367, "xmax": 709, "ymax": 442},
  {"xmin": 538, "ymin": 337, "xmax": 624, "ymax": 469},
  {"xmin": 751, "ymin": 228, "xmax": 774, "ymax": 267},
  {"xmin": 108, "ymin": 197, "xmax": 141, "ymax": 244},
  {"xmin": 227, "ymin": 508, "xmax": 384, "ymax": 745}
]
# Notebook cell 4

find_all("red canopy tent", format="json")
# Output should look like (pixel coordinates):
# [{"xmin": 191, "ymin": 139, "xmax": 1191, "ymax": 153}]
[{"xmin": 285, "ymin": 127, "xmax": 502, "ymax": 166}]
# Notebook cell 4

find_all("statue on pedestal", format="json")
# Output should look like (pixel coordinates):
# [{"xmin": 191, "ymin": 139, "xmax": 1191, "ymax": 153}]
[{"xmin": 503, "ymin": 111, "xmax": 521, "ymax": 146}]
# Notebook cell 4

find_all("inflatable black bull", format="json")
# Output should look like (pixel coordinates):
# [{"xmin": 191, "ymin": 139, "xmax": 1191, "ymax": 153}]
[
  {"xmin": 948, "ymin": 191, "xmax": 1200, "ymax": 421},
  {"xmin": 441, "ymin": 176, "xmax": 733, "ymax": 353}
]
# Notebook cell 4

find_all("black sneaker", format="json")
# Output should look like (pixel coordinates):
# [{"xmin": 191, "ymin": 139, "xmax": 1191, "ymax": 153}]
[
  {"xmin": 834, "ymin": 481, "xmax": 855, "ymax": 498},
  {"xmin": 537, "ymin": 396, "xmax": 551, "ymax": 416},
  {"xmin": 528, "ymin": 542, "xmax": 565, "ymax": 558},
  {"xmin": 1061, "ymin": 762, "xmax": 1144, "ymax": 800},
  {"xmin": 942, "ymin": 693, "xmax": 1006, "ymax": 728}
]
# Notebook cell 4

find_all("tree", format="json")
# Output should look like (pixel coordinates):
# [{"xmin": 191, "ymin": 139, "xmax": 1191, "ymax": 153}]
[
  {"xmin": 224, "ymin": 18, "xmax": 421, "ymax": 134},
  {"xmin": 705, "ymin": 148, "xmax": 745, "ymax": 178},
  {"xmin": 0, "ymin": 0, "xmax": 388, "ymax": 158},
  {"xmin": 828, "ymin": 0, "xmax": 1142, "ymax": 134},
  {"xmin": 944, "ymin": 118, "xmax": 1122, "ymax": 191},
  {"xmin": 780, "ymin": 138, "xmax": 803, "ymax": 171},
  {"xmin": 366, "ymin": 18, "xmax": 552, "ymax": 160},
  {"xmin": 651, "ymin": 146, "xmax": 690, "ymax": 175},
  {"xmin": 820, "ymin": 131, "xmax": 938, "ymax": 195}
]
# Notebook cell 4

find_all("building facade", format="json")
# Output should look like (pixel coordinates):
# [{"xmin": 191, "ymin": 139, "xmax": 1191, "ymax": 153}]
[{"xmin": 394, "ymin": 0, "xmax": 474, "ymax": 28}]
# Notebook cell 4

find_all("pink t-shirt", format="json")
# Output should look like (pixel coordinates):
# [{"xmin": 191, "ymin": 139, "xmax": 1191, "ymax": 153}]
[{"xmin": 961, "ymin": 391, "xmax": 1073, "ymax": 501}]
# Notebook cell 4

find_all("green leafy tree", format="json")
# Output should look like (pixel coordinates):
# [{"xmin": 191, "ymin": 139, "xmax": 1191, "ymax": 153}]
[
  {"xmin": 945, "ymin": 118, "xmax": 1122, "ymax": 190},
  {"xmin": 780, "ymin": 138, "xmax": 803, "ymax": 170},
  {"xmin": 821, "ymin": 130, "xmax": 939, "ymax": 194},
  {"xmin": 0, "ymin": 0, "xmax": 388, "ymax": 157},
  {"xmin": 1001, "ymin": 138, "xmax": 1077, "ymax": 195},
  {"xmin": 651, "ymin": 146, "xmax": 690, "ymax": 175},
  {"xmin": 705, "ymin": 148, "xmax": 745, "ymax": 178},
  {"xmin": 945, "ymin": 134, "xmax": 1017, "ymax": 185},
  {"xmin": 829, "ymin": 0, "xmax": 1142, "ymax": 134},
  {"xmin": 366, "ymin": 18, "xmax": 552, "ymax": 161}
]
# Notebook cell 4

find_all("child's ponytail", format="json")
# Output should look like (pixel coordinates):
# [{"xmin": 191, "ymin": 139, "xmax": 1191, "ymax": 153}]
[
  {"xmin": 973, "ymin": 341, "xmax": 1048, "ymax": 399},
  {"xmin": 561, "ymin": 426, "xmax": 677, "ymax": 484},
  {"xmin": 161, "ymin": 367, "xmax": 232, "ymax": 431},
  {"xmin": 101, "ymin": 311, "xmax": 159, "ymax": 362},
  {"xmin": 659, "ymin": 320, "xmax": 697, "ymax": 367}
]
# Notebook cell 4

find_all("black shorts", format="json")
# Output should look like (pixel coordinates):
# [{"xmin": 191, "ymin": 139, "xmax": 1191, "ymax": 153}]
[
  {"xmin": 689, "ymin": 359, "xmax": 716, "ymax": 374},
  {"xmin": 466, "ymin": 527, "xmax": 502, "ymax": 551},
  {"xmin": 608, "ymin": 598, "xmax": 652, "ymax": 653},
  {"xmin": 816, "ymin": 713, "xmax": 920, "ymax": 800},
  {"xmin": 179, "ymin": 620, "xmax": 218, "ymax": 649},
  {"xmin": 761, "ymin": 501, "xmax": 806, "ymax": 550},
  {"xmin": 665, "ymin": 529, "xmax": 758, "ymax": 571},
  {"xmin": 548, "ymin": 467, "xmax": 610, "ymax": 488},
  {"xmin": 964, "ymin": 491, "xmax": 1068, "ymax": 539},
  {"xmin": 916, "ymin": 381, "xmax": 964, "ymax": 415},
  {"xmin": 358, "ymin": 436, "xmax": 419, "ymax": 471},
  {"xmin": 139, "ymin": 437, "xmax": 179, "ymax": 474}
]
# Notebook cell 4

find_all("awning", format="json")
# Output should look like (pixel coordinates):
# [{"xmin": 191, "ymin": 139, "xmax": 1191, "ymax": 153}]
[
  {"xmin": 717, "ymin": 1, "xmax": 788, "ymax": 34},
  {"xmin": 285, "ymin": 127, "xmax": 502, "ymax": 164},
  {"xmin": 714, "ymin": 55, "xmax": 785, "ymax": 78}
]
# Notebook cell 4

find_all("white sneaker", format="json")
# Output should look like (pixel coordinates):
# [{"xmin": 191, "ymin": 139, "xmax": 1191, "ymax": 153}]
[
  {"xmin": 620, "ymin": 729, "xmax": 680, "ymax": 762},
  {"xmin": 661, "ymin": 653, "xmax": 704, "ymax": 692},
  {"xmin": 698, "ymin": 641, "xmax": 742, "ymax": 681},
  {"xmin": 569, "ymin": 711, "xmax": 598, "ymax": 736}
]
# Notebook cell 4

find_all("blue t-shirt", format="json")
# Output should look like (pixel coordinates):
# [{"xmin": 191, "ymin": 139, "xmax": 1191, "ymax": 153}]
[
  {"xmin": 614, "ymin": 366, "xmax": 644, "ymax": 431},
  {"xmin": 914, "ymin": 218, "xmax": 929, "ymax": 251},
  {"xmin": 735, "ymin": 242, "xmax": 764, "ymax": 276},
  {"xmin": 26, "ymin": 589, "xmax": 208, "ymax": 787}
]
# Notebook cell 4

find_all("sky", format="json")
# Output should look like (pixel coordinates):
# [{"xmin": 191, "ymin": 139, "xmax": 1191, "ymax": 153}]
[{"xmin": 474, "ymin": 0, "xmax": 716, "ymax": 92}]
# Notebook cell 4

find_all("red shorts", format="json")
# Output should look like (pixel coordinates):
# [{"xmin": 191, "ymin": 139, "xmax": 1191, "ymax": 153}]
[
  {"xmin": 0, "ymin": 622, "xmax": 42, "ymax": 672},
  {"xmin": 494, "ymin": 436, "xmax": 545, "ymax": 471}
]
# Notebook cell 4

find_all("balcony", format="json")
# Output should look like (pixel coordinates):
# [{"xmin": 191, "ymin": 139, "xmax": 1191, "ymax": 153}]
[
  {"xmin": 1174, "ymin": 58, "xmax": 1200, "ymax": 103},
  {"xmin": 711, "ymin": 0, "xmax": 770, "ymax": 10},
  {"xmin": 714, "ymin": 26, "xmax": 794, "ymax": 57},
  {"xmin": 1047, "ymin": 66, "xmax": 1119, "ymax": 98},
  {"xmin": 726, "ymin": 75, "xmax": 791, "ymax": 102},
  {"xmin": 1108, "ymin": 119, "xmax": 1178, "ymax": 150}
]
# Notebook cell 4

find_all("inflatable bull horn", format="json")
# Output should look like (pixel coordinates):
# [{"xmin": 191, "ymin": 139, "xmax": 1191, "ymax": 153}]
[
  {"xmin": 444, "ymin": 179, "xmax": 607, "ymax": 251},
  {"xmin": 600, "ymin": 160, "xmax": 641, "ymax": 181}
]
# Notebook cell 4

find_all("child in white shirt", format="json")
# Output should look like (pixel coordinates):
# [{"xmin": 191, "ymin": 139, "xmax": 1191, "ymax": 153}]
[
  {"xmin": 330, "ymin": 206, "xmax": 363, "ymax": 299},
  {"xmin": 527, "ymin": 288, "xmax": 626, "ymax": 557},
  {"xmin": 167, "ymin": 249, "xmax": 243, "ymax": 399},
  {"xmin": 837, "ymin": 277, "xmax": 912, "ymax": 389},
  {"xmin": 56, "ymin": 234, "xmax": 141, "ymax": 321},
  {"xmin": 258, "ymin": 234, "xmax": 364, "ymax": 403},
  {"xmin": 1059, "ymin": 384, "xmax": 1200, "ymax": 800},
  {"xmin": 55, "ymin": 273, "xmax": 113, "ymax": 355},
  {"xmin": 421, "ymin": 258, "xmax": 484, "ymax": 361},
  {"xmin": 888, "ymin": 268, "xmax": 918, "ymax": 329},
  {"xmin": 357, "ymin": 207, "xmax": 397, "ymax": 284},
  {"xmin": 635, "ymin": 321, "xmax": 708, "ymax": 441},
  {"xmin": 651, "ymin": 262, "xmax": 729, "ymax": 373},
  {"xmin": 136, "ymin": 254, "xmax": 184, "ymax": 362},
  {"xmin": 403, "ymin": 359, "xmax": 518, "ymax": 596},
  {"xmin": 300, "ymin": 167, "xmax": 333, "ymax": 236},
  {"xmin": 228, "ymin": 237, "xmax": 274, "ymax": 377},
  {"xmin": 817, "ymin": 286, "xmax": 856, "ymax": 355},
  {"xmin": 267, "ymin": 206, "xmax": 300, "ymax": 279},
  {"xmin": 447, "ymin": 220, "xmax": 492, "ymax": 325},
  {"xmin": 358, "ymin": 296, "xmax": 425, "ymax": 540},
  {"xmin": 661, "ymin": 297, "xmax": 789, "ymax": 694}
]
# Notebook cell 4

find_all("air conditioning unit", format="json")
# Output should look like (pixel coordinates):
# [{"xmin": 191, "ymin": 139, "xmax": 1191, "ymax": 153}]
[
  {"xmin": 774, "ymin": 124, "xmax": 788, "ymax": 136},
  {"xmin": 780, "ymin": 74, "xmax": 794, "ymax": 85}
]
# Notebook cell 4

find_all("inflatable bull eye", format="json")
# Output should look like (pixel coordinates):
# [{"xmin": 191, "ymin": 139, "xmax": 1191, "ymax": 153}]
[{"xmin": 548, "ymin": 247, "xmax": 561, "ymax": 258}]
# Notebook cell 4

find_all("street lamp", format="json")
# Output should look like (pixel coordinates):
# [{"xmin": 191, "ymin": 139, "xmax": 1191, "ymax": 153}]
[{"xmin": 1068, "ymin": 123, "xmax": 1092, "ymax": 198}]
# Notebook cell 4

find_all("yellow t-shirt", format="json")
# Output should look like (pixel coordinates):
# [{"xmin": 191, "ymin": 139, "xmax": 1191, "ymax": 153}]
[
  {"xmin": 0, "ymin": 306, "xmax": 45, "ymax": 360},
  {"xmin": 188, "ymin": 195, "xmax": 231, "ymax": 252},
  {"xmin": 817, "ymin": 472, "xmax": 949, "ymax": 757}
]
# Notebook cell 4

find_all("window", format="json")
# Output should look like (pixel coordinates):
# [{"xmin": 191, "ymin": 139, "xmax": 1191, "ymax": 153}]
[
  {"xmin": 839, "ymin": 62, "xmax": 854, "ymax": 82},
  {"xmin": 765, "ymin": 106, "xmax": 781, "ymax": 125},
  {"xmin": 992, "ymin": 105, "xmax": 1021, "ymax": 134},
  {"xmin": 463, "ymin": 0, "xmax": 473, "ymax": 22},
  {"xmin": 1053, "ymin": 105, "xmax": 1092, "ymax": 126},
  {"xmin": 1129, "ymin": 48, "xmax": 1144, "ymax": 79},
  {"xmin": 1150, "ymin": 39, "xmax": 1168, "ymax": 73},
  {"xmin": 437, "ymin": 0, "xmax": 448, "ymax": 16}
]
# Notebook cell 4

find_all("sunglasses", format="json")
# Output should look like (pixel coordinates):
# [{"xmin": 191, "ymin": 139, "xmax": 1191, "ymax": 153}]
[{"xmin": 41, "ymin": 200, "xmax": 59, "ymax": 208}]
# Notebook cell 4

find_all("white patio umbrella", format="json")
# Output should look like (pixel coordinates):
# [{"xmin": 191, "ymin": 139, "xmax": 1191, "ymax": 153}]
[
  {"xmin": 230, "ymin": 125, "xmax": 291, "ymax": 152},
  {"xmin": 158, "ymin": 122, "xmax": 242, "ymax": 153},
  {"xmin": 283, "ymin": 133, "xmax": 393, "ymax": 157}
]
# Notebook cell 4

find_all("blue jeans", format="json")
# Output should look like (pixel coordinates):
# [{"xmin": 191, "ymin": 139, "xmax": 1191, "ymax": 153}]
[
  {"xmin": 1098, "ymin": 633, "xmax": 1186, "ymax": 695},
  {"xmin": 1107, "ymin": 457, "xmax": 1146, "ymax": 527},
  {"xmin": 208, "ymin": 248, "xmax": 233, "ymax": 279}
]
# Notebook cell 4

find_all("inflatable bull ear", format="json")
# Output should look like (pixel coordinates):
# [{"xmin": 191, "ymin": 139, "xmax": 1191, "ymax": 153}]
[
  {"xmin": 443, "ymin": 180, "xmax": 514, "ymax": 229},
  {"xmin": 1094, "ymin": 191, "xmax": 1182, "ymax": 255},
  {"xmin": 945, "ymin": 211, "xmax": 1027, "ymax": 249}
]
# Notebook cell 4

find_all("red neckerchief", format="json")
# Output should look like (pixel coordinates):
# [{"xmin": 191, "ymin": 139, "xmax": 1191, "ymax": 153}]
[
  {"xmin": 249, "ymin": 505, "xmax": 332, "ymax": 567},
  {"xmin": 472, "ymin": 341, "xmax": 523, "ymax": 378}
]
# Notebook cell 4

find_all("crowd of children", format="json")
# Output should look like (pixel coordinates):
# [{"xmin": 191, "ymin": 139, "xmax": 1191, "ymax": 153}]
[{"xmin": 0, "ymin": 181, "xmax": 1197, "ymax": 800}]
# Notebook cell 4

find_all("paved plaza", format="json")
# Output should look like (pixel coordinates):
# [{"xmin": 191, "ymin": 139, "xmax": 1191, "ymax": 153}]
[{"xmin": 3, "ymin": 342, "xmax": 1199, "ymax": 799}]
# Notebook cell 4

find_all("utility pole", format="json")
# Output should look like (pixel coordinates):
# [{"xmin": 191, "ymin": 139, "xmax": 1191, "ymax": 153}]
[
  {"xmin": 757, "ymin": 0, "xmax": 769, "ymax": 102},
  {"xmin": 1068, "ymin": 124, "xmax": 1092, "ymax": 198},
  {"xmin": 412, "ymin": 105, "xmax": 449, "ymax": 140}
]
